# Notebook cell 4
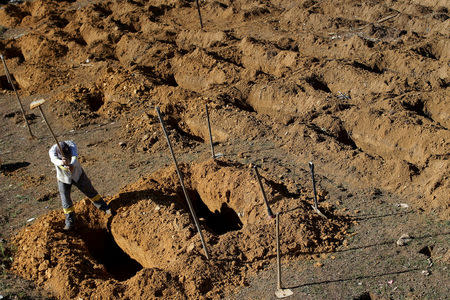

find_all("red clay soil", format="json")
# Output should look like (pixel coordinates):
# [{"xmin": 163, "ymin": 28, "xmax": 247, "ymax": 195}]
[
  {"xmin": 11, "ymin": 160, "xmax": 350, "ymax": 299},
  {"xmin": 0, "ymin": 0, "xmax": 448, "ymax": 299}
]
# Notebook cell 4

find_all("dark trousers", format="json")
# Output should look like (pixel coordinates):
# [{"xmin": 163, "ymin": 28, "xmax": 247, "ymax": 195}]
[{"xmin": 58, "ymin": 171, "xmax": 98, "ymax": 211}]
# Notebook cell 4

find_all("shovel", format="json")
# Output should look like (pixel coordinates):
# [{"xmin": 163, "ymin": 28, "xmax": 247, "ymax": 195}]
[{"xmin": 30, "ymin": 99, "xmax": 66, "ymax": 164}]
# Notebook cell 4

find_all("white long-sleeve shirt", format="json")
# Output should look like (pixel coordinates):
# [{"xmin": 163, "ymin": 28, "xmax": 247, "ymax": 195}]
[{"xmin": 49, "ymin": 140, "xmax": 82, "ymax": 184}]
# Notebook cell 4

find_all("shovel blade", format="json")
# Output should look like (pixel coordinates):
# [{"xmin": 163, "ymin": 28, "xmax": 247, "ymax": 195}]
[
  {"xmin": 214, "ymin": 153, "xmax": 224, "ymax": 159},
  {"xmin": 30, "ymin": 99, "xmax": 46, "ymax": 110},
  {"xmin": 311, "ymin": 205, "xmax": 327, "ymax": 219},
  {"xmin": 275, "ymin": 289, "xmax": 293, "ymax": 298}
]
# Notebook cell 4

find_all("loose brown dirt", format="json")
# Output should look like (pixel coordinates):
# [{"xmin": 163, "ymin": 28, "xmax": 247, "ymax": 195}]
[{"xmin": 0, "ymin": 0, "xmax": 448, "ymax": 299}]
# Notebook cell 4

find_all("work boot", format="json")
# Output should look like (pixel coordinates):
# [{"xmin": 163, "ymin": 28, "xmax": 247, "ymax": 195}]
[
  {"xmin": 91, "ymin": 196, "xmax": 113, "ymax": 215},
  {"xmin": 64, "ymin": 212, "xmax": 75, "ymax": 231}
]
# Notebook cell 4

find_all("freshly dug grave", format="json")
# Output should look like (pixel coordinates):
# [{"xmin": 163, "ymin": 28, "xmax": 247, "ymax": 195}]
[{"xmin": 11, "ymin": 159, "xmax": 350, "ymax": 299}]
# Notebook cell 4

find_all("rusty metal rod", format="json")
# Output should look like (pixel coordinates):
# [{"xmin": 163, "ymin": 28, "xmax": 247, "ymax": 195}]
[
  {"xmin": 274, "ymin": 212, "xmax": 293, "ymax": 298},
  {"xmin": 195, "ymin": 0, "xmax": 204, "ymax": 29},
  {"xmin": 308, "ymin": 162, "xmax": 327, "ymax": 219},
  {"xmin": 309, "ymin": 162, "xmax": 319, "ymax": 210},
  {"xmin": 38, "ymin": 106, "xmax": 63, "ymax": 155},
  {"xmin": 205, "ymin": 104, "xmax": 215, "ymax": 159},
  {"xmin": 156, "ymin": 106, "xmax": 210, "ymax": 260},
  {"xmin": 276, "ymin": 212, "xmax": 282, "ymax": 290},
  {"xmin": 1, "ymin": 54, "xmax": 34, "ymax": 138},
  {"xmin": 253, "ymin": 165, "xmax": 275, "ymax": 218}
]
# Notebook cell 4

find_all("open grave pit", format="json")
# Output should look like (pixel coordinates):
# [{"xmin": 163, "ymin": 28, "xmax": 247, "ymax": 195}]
[{"xmin": 11, "ymin": 159, "xmax": 351, "ymax": 299}]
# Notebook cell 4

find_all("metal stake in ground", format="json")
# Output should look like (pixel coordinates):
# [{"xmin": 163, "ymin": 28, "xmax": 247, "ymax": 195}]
[
  {"xmin": 205, "ymin": 104, "xmax": 222, "ymax": 159},
  {"xmin": 275, "ymin": 212, "xmax": 293, "ymax": 298},
  {"xmin": 156, "ymin": 106, "xmax": 210, "ymax": 260},
  {"xmin": 195, "ymin": 0, "xmax": 204, "ymax": 29},
  {"xmin": 29, "ymin": 99, "xmax": 64, "ymax": 157},
  {"xmin": 308, "ymin": 162, "xmax": 327, "ymax": 219},
  {"xmin": 1, "ymin": 54, "xmax": 34, "ymax": 138},
  {"xmin": 253, "ymin": 165, "xmax": 275, "ymax": 219}
]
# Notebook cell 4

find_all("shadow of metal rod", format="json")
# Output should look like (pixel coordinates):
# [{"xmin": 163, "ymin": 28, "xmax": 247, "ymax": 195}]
[
  {"xmin": 253, "ymin": 165, "xmax": 275, "ymax": 219},
  {"xmin": 205, "ymin": 104, "xmax": 215, "ymax": 159}
]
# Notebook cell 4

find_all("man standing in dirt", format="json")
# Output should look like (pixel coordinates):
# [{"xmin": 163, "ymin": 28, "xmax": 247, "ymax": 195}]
[{"xmin": 49, "ymin": 140, "xmax": 112, "ymax": 230}]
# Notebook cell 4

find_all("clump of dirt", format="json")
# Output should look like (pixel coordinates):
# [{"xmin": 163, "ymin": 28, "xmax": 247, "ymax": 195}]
[{"xmin": 11, "ymin": 159, "xmax": 350, "ymax": 299}]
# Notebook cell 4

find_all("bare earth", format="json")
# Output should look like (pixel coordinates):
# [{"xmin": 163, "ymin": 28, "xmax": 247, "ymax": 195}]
[{"xmin": 0, "ymin": 0, "xmax": 449, "ymax": 299}]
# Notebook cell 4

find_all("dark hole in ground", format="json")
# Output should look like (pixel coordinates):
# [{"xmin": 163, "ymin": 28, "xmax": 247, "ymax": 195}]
[
  {"xmin": 135, "ymin": 65, "xmax": 178, "ymax": 87},
  {"xmin": 2, "ymin": 46, "xmax": 25, "ymax": 62},
  {"xmin": 353, "ymin": 292, "xmax": 372, "ymax": 300},
  {"xmin": 112, "ymin": 19, "xmax": 139, "ymax": 33},
  {"xmin": 413, "ymin": 45, "xmax": 437, "ymax": 60},
  {"xmin": 86, "ymin": 92, "xmax": 104, "ymax": 112},
  {"xmin": 305, "ymin": 75, "xmax": 331, "ymax": 93},
  {"xmin": 148, "ymin": 5, "xmax": 170, "ymax": 20},
  {"xmin": 0, "ymin": 75, "xmax": 14, "ymax": 91},
  {"xmin": 187, "ymin": 190, "xmax": 243, "ymax": 235},
  {"xmin": 352, "ymin": 61, "xmax": 384, "ymax": 74},
  {"xmin": 79, "ymin": 228, "xmax": 142, "ymax": 281},
  {"xmin": 418, "ymin": 245, "xmax": 434, "ymax": 257},
  {"xmin": 401, "ymin": 99, "xmax": 432, "ymax": 121}
]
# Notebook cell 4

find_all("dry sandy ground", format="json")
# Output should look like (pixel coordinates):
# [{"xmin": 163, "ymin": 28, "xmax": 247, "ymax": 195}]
[{"xmin": 0, "ymin": 0, "xmax": 449, "ymax": 299}]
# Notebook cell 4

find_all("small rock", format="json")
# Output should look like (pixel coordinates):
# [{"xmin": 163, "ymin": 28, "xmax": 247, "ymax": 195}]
[
  {"xmin": 314, "ymin": 262, "xmax": 323, "ymax": 267},
  {"xmin": 421, "ymin": 270, "xmax": 431, "ymax": 276},
  {"xmin": 119, "ymin": 142, "xmax": 126, "ymax": 147},
  {"xmin": 396, "ymin": 203, "xmax": 409, "ymax": 208},
  {"xmin": 27, "ymin": 217, "xmax": 35, "ymax": 223},
  {"xmin": 154, "ymin": 205, "xmax": 161, "ymax": 211},
  {"xmin": 187, "ymin": 243, "xmax": 195, "ymax": 252},
  {"xmin": 397, "ymin": 234, "xmax": 413, "ymax": 246}
]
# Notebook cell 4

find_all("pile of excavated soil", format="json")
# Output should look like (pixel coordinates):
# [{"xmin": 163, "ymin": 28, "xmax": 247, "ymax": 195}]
[{"xmin": 11, "ymin": 159, "xmax": 350, "ymax": 299}]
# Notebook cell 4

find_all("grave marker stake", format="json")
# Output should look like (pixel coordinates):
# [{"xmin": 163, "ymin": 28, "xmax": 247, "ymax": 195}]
[
  {"xmin": 275, "ymin": 212, "xmax": 293, "ymax": 298},
  {"xmin": 156, "ymin": 106, "xmax": 210, "ymax": 260},
  {"xmin": 308, "ymin": 162, "xmax": 327, "ymax": 219},
  {"xmin": 205, "ymin": 104, "xmax": 215, "ymax": 159},
  {"xmin": 1, "ymin": 54, "xmax": 34, "ymax": 138}
]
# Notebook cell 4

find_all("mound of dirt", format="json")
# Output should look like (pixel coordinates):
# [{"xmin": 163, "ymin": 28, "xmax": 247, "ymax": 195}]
[{"xmin": 11, "ymin": 159, "xmax": 350, "ymax": 299}]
